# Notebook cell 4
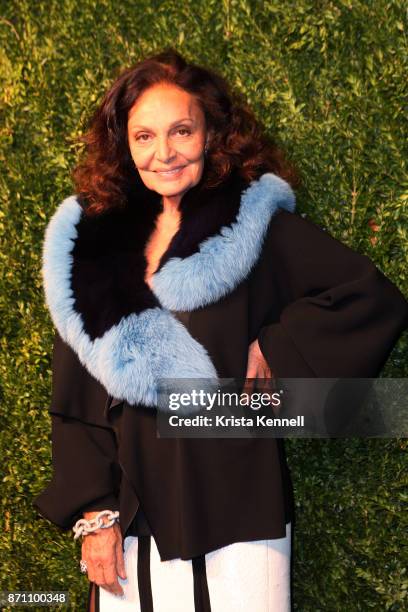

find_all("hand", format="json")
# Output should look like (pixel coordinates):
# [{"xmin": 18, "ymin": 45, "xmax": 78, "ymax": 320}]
[
  {"xmin": 241, "ymin": 338, "xmax": 274, "ymax": 397},
  {"xmin": 81, "ymin": 511, "xmax": 127, "ymax": 597}
]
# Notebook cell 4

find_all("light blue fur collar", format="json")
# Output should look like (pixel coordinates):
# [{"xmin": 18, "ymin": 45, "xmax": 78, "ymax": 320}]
[
  {"xmin": 42, "ymin": 172, "xmax": 295, "ymax": 410},
  {"xmin": 152, "ymin": 173, "xmax": 295, "ymax": 310}
]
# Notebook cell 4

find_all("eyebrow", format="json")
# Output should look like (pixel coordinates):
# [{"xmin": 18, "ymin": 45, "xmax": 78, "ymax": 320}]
[{"xmin": 130, "ymin": 118, "xmax": 194, "ymax": 130}]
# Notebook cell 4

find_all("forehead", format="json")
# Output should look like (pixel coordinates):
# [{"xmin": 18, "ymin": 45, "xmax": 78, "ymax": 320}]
[{"xmin": 127, "ymin": 84, "xmax": 202, "ymax": 128}]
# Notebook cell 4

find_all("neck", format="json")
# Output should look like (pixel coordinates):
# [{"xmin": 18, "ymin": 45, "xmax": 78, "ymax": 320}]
[{"xmin": 161, "ymin": 194, "xmax": 182, "ymax": 215}]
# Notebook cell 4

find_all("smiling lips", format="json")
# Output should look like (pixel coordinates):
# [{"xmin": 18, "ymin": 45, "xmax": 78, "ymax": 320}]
[{"xmin": 155, "ymin": 166, "xmax": 186, "ymax": 177}]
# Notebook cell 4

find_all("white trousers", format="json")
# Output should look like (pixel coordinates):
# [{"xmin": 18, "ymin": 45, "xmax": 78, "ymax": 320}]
[{"xmin": 99, "ymin": 521, "xmax": 291, "ymax": 612}]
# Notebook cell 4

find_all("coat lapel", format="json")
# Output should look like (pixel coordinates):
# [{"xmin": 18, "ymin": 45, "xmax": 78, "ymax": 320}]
[{"xmin": 42, "ymin": 167, "xmax": 296, "ymax": 409}]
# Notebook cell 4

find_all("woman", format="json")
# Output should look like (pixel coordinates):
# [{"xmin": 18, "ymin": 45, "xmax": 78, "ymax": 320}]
[{"xmin": 34, "ymin": 48, "xmax": 408, "ymax": 611}]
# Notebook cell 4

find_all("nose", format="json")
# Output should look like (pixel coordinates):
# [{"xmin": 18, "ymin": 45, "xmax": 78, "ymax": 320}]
[{"xmin": 156, "ymin": 134, "xmax": 175, "ymax": 163}]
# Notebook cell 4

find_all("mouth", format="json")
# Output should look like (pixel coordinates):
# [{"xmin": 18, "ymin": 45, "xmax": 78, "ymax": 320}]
[{"xmin": 155, "ymin": 165, "xmax": 186, "ymax": 177}]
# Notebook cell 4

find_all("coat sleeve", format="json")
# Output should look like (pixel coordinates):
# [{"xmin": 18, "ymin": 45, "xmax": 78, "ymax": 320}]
[
  {"xmin": 33, "ymin": 332, "xmax": 121, "ymax": 529},
  {"xmin": 256, "ymin": 210, "xmax": 408, "ymax": 377}
]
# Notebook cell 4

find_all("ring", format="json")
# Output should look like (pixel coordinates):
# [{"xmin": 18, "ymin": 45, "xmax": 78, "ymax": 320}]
[{"xmin": 80, "ymin": 559, "xmax": 88, "ymax": 574}]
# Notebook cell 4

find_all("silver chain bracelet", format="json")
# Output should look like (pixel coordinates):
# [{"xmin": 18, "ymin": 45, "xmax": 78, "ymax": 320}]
[{"xmin": 72, "ymin": 510, "xmax": 120, "ymax": 540}]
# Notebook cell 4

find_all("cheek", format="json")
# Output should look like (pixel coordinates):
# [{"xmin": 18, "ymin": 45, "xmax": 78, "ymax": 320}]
[
  {"xmin": 178, "ymin": 135, "xmax": 204, "ymax": 157},
  {"xmin": 190, "ymin": 140, "xmax": 205, "ymax": 157},
  {"xmin": 127, "ymin": 141, "xmax": 136, "ymax": 161},
  {"xmin": 186, "ymin": 159, "xmax": 205, "ymax": 186},
  {"xmin": 128, "ymin": 137, "xmax": 152, "ymax": 159},
  {"xmin": 129, "ymin": 143, "xmax": 144, "ymax": 161}
]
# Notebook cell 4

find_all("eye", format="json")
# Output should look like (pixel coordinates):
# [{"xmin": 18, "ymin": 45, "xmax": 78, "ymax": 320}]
[
  {"xmin": 135, "ymin": 133, "xmax": 151, "ymax": 142},
  {"xmin": 176, "ymin": 127, "xmax": 191, "ymax": 136}
]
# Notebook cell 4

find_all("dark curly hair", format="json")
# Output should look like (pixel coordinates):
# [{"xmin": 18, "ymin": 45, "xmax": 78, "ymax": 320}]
[{"xmin": 72, "ymin": 47, "xmax": 301, "ymax": 216}]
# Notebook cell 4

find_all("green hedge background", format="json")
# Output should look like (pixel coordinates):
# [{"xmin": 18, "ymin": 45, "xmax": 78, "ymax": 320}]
[{"xmin": 1, "ymin": 0, "xmax": 407, "ymax": 610}]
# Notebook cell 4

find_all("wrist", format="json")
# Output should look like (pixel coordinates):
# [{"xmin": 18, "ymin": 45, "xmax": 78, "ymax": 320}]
[
  {"xmin": 83, "ymin": 510, "xmax": 105, "ymax": 520},
  {"xmin": 73, "ymin": 510, "xmax": 120, "ymax": 539},
  {"xmin": 83, "ymin": 512, "xmax": 112, "ymax": 532}
]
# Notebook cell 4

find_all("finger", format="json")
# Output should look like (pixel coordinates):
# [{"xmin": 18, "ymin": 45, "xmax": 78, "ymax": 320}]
[
  {"xmin": 88, "ymin": 559, "xmax": 108, "ymax": 590},
  {"xmin": 245, "ymin": 361, "xmax": 258, "ymax": 379},
  {"xmin": 249, "ymin": 368, "xmax": 272, "ymax": 404},
  {"xmin": 86, "ymin": 564, "xmax": 96, "ymax": 585},
  {"xmin": 116, "ymin": 538, "xmax": 127, "ymax": 580},
  {"xmin": 258, "ymin": 370, "xmax": 276, "ymax": 400},
  {"xmin": 82, "ymin": 547, "xmax": 96, "ymax": 583},
  {"xmin": 266, "ymin": 364, "xmax": 274, "ymax": 378},
  {"xmin": 241, "ymin": 378, "xmax": 254, "ymax": 393},
  {"xmin": 242, "ymin": 367, "xmax": 257, "ymax": 391},
  {"xmin": 94, "ymin": 563, "xmax": 105, "ymax": 587},
  {"xmin": 98, "ymin": 574, "xmax": 122, "ymax": 597},
  {"xmin": 260, "ymin": 363, "xmax": 272, "ymax": 378},
  {"xmin": 254, "ymin": 362, "xmax": 272, "ymax": 384},
  {"xmin": 260, "ymin": 367, "xmax": 273, "ymax": 383},
  {"xmin": 240, "ymin": 378, "xmax": 254, "ymax": 401},
  {"xmin": 246, "ymin": 364, "xmax": 263, "ymax": 389},
  {"xmin": 103, "ymin": 561, "xmax": 124, "ymax": 597}
]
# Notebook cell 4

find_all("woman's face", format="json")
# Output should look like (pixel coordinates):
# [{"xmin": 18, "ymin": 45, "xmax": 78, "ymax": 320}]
[{"xmin": 127, "ymin": 83, "xmax": 208, "ymax": 203}]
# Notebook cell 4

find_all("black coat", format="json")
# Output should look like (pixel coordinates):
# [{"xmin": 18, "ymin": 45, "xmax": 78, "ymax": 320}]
[{"xmin": 33, "ymin": 167, "xmax": 408, "ymax": 560}]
